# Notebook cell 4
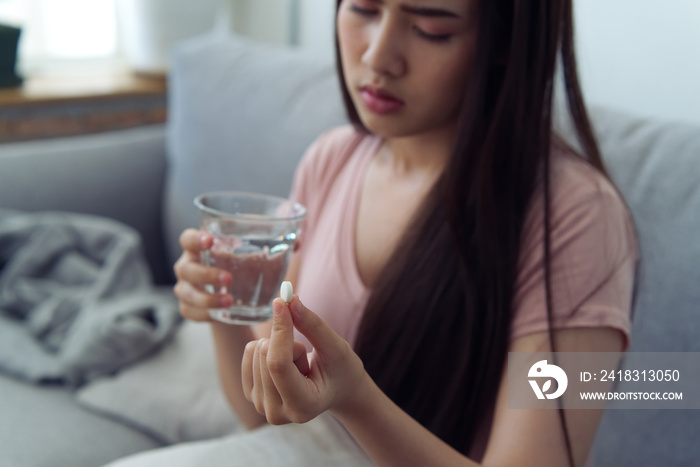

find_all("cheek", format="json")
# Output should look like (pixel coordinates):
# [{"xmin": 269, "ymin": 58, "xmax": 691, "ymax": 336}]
[{"xmin": 417, "ymin": 55, "xmax": 472, "ymax": 120}]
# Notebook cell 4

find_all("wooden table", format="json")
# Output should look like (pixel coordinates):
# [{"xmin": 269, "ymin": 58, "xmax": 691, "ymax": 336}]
[{"xmin": 0, "ymin": 69, "xmax": 167, "ymax": 143}]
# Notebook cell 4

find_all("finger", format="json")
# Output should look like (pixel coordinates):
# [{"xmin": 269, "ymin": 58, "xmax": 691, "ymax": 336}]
[
  {"xmin": 177, "ymin": 302, "xmax": 210, "ymax": 322},
  {"xmin": 288, "ymin": 296, "xmax": 344, "ymax": 360},
  {"xmin": 178, "ymin": 229, "xmax": 215, "ymax": 266},
  {"xmin": 251, "ymin": 339, "xmax": 265, "ymax": 414},
  {"xmin": 269, "ymin": 299, "xmax": 295, "ymax": 363},
  {"xmin": 259, "ymin": 339, "xmax": 285, "ymax": 424},
  {"xmin": 241, "ymin": 340, "xmax": 256, "ymax": 401},
  {"xmin": 179, "ymin": 228, "xmax": 212, "ymax": 252},
  {"xmin": 174, "ymin": 258, "xmax": 232, "ymax": 289},
  {"xmin": 174, "ymin": 280, "xmax": 232, "ymax": 311},
  {"xmin": 267, "ymin": 299, "xmax": 311, "ymax": 404},
  {"xmin": 292, "ymin": 341, "xmax": 310, "ymax": 376}
]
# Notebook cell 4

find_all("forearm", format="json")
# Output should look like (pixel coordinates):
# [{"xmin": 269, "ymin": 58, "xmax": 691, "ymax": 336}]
[
  {"xmin": 332, "ymin": 375, "xmax": 479, "ymax": 467},
  {"xmin": 210, "ymin": 322, "xmax": 267, "ymax": 429}
]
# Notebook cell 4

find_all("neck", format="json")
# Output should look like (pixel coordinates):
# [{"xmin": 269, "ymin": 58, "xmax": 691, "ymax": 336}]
[{"xmin": 381, "ymin": 126, "xmax": 456, "ymax": 179}]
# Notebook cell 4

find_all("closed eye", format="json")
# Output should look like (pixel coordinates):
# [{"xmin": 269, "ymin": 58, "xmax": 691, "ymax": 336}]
[
  {"xmin": 413, "ymin": 27, "xmax": 452, "ymax": 43},
  {"xmin": 349, "ymin": 4, "xmax": 377, "ymax": 17}
]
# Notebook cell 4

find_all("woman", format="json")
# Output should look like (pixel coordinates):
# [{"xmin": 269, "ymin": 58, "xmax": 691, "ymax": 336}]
[{"xmin": 171, "ymin": 0, "xmax": 638, "ymax": 466}]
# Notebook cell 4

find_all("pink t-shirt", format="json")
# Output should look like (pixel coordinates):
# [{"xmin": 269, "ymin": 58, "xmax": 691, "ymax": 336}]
[
  {"xmin": 289, "ymin": 126, "xmax": 637, "ymax": 461},
  {"xmin": 291, "ymin": 126, "xmax": 636, "ymax": 349}
]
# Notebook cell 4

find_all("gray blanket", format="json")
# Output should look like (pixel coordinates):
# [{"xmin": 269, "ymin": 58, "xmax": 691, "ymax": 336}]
[{"xmin": 0, "ymin": 210, "xmax": 180, "ymax": 386}]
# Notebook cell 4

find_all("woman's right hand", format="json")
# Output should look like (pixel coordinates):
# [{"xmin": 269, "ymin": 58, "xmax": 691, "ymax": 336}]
[{"xmin": 173, "ymin": 228, "xmax": 233, "ymax": 322}]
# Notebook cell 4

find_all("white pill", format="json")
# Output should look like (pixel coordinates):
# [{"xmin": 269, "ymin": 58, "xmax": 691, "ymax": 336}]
[{"xmin": 280, "ymin": 281, "xmax": 293, "ymax": 303}]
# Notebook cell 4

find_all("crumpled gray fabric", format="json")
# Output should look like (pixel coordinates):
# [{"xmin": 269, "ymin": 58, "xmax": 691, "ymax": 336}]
[{"xmin": 0, "ymin": 209, "xmax": 180, "ymax": 386}]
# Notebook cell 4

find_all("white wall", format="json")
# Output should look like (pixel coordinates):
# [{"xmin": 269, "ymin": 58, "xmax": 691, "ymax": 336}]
[
  {"xmin": 575, "ymin": 0, "xmax": 700, "ymax": 125},
  {"xmin": 297, "ymin": 0, "xmax": 336, "ymax": 58},
  {"xmin": 228, "ymin": 0, "xmax": 293, "ymax": 45},
  {"xmin": 227, "ymin": 0, "xmax": 335, "ymax": 55}
]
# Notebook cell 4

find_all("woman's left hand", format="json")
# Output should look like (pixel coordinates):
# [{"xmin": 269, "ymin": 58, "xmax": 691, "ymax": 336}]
[{"xmin": 241, "ymin": 295, "xmax": 368, "ymax": 425}]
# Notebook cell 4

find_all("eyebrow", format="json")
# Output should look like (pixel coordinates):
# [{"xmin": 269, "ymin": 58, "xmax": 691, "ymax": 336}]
[
  {"xmin": 368, "ymin": 0, "xmax": 462, "ymax": 19},
  {"xmin": 401, "ymin": 5, "xmax": 461, "ymax": 19}
]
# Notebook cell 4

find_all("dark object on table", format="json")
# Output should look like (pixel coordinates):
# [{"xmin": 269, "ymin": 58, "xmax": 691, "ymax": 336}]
[{"xmin": 0, "ymin": 23, "xmax": 22, "ymax": 87}]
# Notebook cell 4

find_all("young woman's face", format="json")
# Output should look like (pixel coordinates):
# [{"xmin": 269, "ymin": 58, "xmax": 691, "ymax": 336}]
[{"xmin": 337, "ymin": 0, "xmax": 478, "ymax": 139}]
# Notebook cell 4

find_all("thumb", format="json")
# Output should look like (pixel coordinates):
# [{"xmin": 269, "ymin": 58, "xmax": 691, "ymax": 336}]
[{"xmin": 288, "ymin": 296, "xmax": 344, "ymax": 358}]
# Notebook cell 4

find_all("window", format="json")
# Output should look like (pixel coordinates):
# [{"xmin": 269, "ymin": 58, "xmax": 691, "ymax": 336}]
[
  {"xmin": 0, "ymin": 0, "xmax": 333, "ymax": 76},
  {"xmin": 0, "ymin": 0, "xmax": 120, "ymax": 73}
]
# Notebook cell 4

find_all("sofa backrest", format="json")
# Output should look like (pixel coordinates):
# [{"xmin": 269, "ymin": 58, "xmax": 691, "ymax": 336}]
[
  {"xmin": 0, "ymin": 126, "xmax": 169, "ymax": 284},
  {"xmin": 582, "ymin": 108, "xmax": 700, "ymax": 466},
  {"xmin": 164, "ymin": 31, "xmax": 348, "ymax": 270}
]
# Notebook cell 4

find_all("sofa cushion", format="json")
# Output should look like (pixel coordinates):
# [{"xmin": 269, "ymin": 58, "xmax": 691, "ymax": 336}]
[
  {"xmin": 585, "ymin": 107, "xmax": 700, "ymax": 466},
  {"xmin": 163, "ymin": 31, "xmax": 348, "ymax": 267},
  {"xmin": 76, "ymin": 320, "xmax": 242, "ymax": 445},
  {"xmin": 0, "ymin": 375, "xmax": 161, "ymax": 467}
]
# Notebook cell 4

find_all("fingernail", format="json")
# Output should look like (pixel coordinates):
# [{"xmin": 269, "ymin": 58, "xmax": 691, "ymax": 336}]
[
  {"xmin": 200, "ymin": 233, "xmax": 210, "ymax": 248},
  {"xmin": 219, "ymin": 295, "xmax": 233, "ymax": 307},
  {"xmin": 219, "ymin": 272, "xmax": 232, "ymax": 286}
]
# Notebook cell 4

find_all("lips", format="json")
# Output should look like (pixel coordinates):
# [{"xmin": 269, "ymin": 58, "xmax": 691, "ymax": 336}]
[{"xmin": 359, "ymin": 85, "xmax": 405, "ymax": 115}]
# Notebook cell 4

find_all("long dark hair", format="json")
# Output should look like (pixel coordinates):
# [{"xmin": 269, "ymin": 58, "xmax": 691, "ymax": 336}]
[{"xmin": 336, "ymin": 0, "xmax": 606, "ymax": 463}]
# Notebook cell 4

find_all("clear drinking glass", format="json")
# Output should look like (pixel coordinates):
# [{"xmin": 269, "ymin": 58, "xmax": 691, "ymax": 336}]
[{"xmin": 194, "ymin": 191, "xmax": 306, "ymax": 325}]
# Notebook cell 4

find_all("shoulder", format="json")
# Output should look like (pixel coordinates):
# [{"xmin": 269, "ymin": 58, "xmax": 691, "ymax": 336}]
[
  {"xmin": 294, "ymin": 125, "xmax": 377, "ymax": 194},
  {"xmin": 518, "ymin": 143, "xmax": 639, "ymax": 304},
  {"xmin": 290, "ymin": 124, "xmax": 376, "ymax": 203},
  {"xmin": 299, "ymin": 125, "xmax": 371, "ymax": 171},
  {"xmin": 547, "ymin": 145, "xmax": 619, "ymax": 210},
  {"xmin": 524, "ymin": 145, "xmax": 636, "ymax": 250},
  {"xmin": 512, "ymin": 145, "xmax": 638, "ymax": 348}
]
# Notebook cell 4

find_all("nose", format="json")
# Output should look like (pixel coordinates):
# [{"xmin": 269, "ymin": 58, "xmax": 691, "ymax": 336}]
[{"xmin": 361, "ymin": 16, "xmax": 406, "ymax": 78}]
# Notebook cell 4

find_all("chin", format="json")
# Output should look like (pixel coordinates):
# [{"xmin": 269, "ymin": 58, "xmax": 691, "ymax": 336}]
[
  {"xmin": 358, "ymin": 115, "xmax": 444, "ymax": 141},
  {"xmin": 355, "ymin": 112, "xmax": 415, "ymax": 139}
]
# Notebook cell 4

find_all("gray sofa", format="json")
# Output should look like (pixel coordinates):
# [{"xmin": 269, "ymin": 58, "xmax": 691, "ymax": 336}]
[{"xmin": 0, "ymin": 30, "xmax": 698, "ymax": 467}]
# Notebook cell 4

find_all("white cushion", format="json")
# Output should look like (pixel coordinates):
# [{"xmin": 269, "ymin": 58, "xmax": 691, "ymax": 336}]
[{"xmin": 76, "ymin": 321, "xmax": 241, "ymax": 444}]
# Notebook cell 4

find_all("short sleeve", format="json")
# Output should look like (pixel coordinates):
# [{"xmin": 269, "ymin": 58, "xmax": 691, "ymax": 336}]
[{"xmin": 511, "ymin": 154, "xmax": 638, "ymax": 351}]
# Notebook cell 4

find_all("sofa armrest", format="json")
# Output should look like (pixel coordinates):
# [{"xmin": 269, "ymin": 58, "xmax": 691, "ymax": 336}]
[{"xmin": 0, "ymin": 125, "xmax": 170, "ymax": 284}]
